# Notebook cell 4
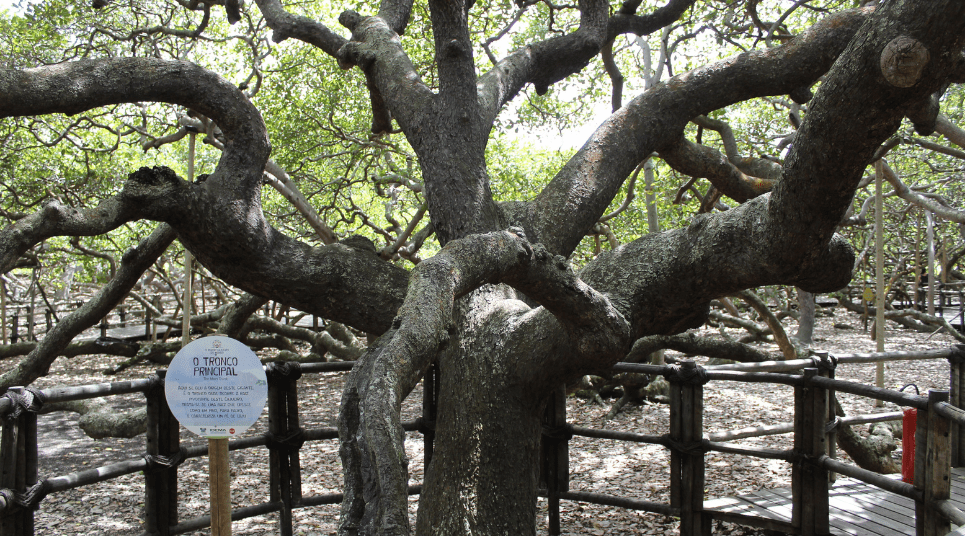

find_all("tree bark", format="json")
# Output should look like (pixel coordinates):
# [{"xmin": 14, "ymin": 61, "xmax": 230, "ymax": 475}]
[{"xmin": 795, "ymin": 288, "xmax": 816, "ymax": 346}]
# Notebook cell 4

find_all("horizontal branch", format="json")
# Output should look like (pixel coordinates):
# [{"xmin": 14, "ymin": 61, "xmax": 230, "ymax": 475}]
[
  {"xmin": 0, "ymin": 58, "xmax": 269, "ymax": 197},
  {"xmin": 526, "ymin": 7, "xmax": 872, "ymax": 256},
  {"xmin": 252, "ymin": 0, "xmax": 348, "ymax": 56}
]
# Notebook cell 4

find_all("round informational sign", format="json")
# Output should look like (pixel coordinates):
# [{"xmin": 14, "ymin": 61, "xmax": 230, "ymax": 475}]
[{"xmin": 164, "ymin": 336, "xmax": 268, "ymax": 438}]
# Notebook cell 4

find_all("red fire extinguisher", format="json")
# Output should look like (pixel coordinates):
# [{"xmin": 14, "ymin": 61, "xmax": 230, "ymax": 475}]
[{"xmin": 901, "ymin": 384, "xmax": 920, "ymax": 484}]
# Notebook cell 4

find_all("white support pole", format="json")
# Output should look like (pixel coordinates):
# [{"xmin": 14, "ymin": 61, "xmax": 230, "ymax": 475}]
[
  {"xmin": 643, "ymin": 158, "xmax": 660, "ymax": 234},
  {"xmin": 182, "ymin": 132, "xmax": 196, "ymax": 349},
  {"xmin": 875, "ymin": 161, "xmax": 886, "ymax": 404}
]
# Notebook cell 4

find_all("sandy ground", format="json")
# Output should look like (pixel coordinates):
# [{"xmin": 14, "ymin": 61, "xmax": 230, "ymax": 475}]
[{"xmin": 16, "ymin": 307, "xmax": 962, "ymax": 535}]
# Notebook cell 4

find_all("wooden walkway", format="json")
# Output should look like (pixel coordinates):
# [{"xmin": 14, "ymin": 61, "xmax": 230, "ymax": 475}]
[
  {"xmin": 74, "ymin": 324, "xmax": 180, "ymax": 342},
  {"xmin": 705, "ymin": 468, "xmax": 965, "ymax": 535}
]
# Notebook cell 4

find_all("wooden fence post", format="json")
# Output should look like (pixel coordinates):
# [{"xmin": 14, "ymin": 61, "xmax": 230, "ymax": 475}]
[
  {"xmin": 145, "ymin": 305, "xmax": 153, "ymax": 339},
  {"xmin": 914, "ymin": 390, "xmax": 951, "ymax": 536},
  {"xmin": 152, "ymin": 295, "xmax": 162, "ymax": 342},
  {"xmin": 1, "ymin": 278, "xmax": 6, "ymax": 345},
  {"xmin": 541, "ymin": 386, "xmax": 569, "ymax": 536},
  {"xmin": 267, "ymin": 362, "xmax": 304, "ymax": 536},
  {"xmin": 949, "ymin": 345, "xmax": 965, "ymax": 466},
  {"xmin": 0, "ymin": 388, "xmax": 21, "ymax": 536},
  {"xmin": 793, "ymin": 368, "xmax": 830, "ymax": 536},
  {"xmin": 10, "ymin": 314, "xmax": 18, "ymax": 345},
  {"xmin": 819, "ymin": 352, "xmax": 838, "ymax": 484},
  {"xmin": 0, "ymin": 387, "xmax": 41, "ymax": 536},
  {"xmin": 145, "ymin": 370, "xmax": 180, "ymax": 536},
  {"xmin": 669, "ymin": 360, "xmax": 709, "ymax": 536},
  {"xmin": 25, "ymin": 306, "xmax": 33, "ymax": 342}
]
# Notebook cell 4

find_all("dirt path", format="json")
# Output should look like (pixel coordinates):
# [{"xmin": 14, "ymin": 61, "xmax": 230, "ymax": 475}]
[{"xmin": 19, "ymin": 308, "xmax": 961, "ymax": 535}]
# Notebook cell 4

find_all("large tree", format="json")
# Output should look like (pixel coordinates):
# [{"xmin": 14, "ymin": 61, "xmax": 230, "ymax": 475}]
[{"xmin": 2, "ymin": 0, "xmax": 965, "ymax": 533}]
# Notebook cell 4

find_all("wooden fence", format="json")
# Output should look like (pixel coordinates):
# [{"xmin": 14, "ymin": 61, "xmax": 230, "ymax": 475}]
[
  {"xmin": 3, "ymin": 347, "xmax": 965, "ymax": 535},
  {"xmin": 0, "ymin": 295, "xmax": 179, "ymax": 345},
  {"xmin": 0, "ymin": 294, "xmax": 315, "ymax": 346}
]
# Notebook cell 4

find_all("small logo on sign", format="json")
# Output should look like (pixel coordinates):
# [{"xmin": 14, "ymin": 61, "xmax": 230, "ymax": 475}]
[{"xmin": 229, "ymin": 428, "xmax": 236, "ymax": 434}]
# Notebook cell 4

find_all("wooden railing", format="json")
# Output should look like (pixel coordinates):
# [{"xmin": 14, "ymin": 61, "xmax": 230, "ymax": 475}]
[
  {"xmin": 2, "ymin": 347, "xmax": 965, "ymax": 535},
  {"xmin": 0, "ymin": 295, "xmax": 322, "ymax": 346},
  {"xmin": 541, "ymin": 348, "xmax": 965, "ymax": 536},
  {"xmin": 0, "ymin": 295, "xmax": 178, "ymax": 344}
]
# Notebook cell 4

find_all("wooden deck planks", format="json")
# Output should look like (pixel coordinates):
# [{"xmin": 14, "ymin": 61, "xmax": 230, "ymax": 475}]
[{"xmin": 706, "ymin": 468, "xmax": 965, "ymax": 535}]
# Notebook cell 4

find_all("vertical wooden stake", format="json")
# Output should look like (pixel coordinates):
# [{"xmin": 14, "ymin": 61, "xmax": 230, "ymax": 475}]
[
  {"xmin": 951, "ymin": 348, "xmax": 965, "ymax": 467},
  {"xmin": 874, "ymin": 161, "xmax": 886, "ymax": 406},
  {"xmin": 1, "ymin": 277, "xmax": 7, "ymax": 345},
  {"xmin": 542, "ymin": 386, "xmax": 568, "ymax": 536},
  {"xmin": 286, "ymin": 374, "xmax": 303, "ymax": 509},
  {"xmin": 267, "ymin": 365, "xmax": 294, "ymax": 536},
  {"xmin": 670, "ymin": 361, "xmax": 708, "ymax": 536},
  {"xmin": 926, "ymin": 212, "xmax": 936, "ymax": 316},
  {"xmin": 182, "ymin": 251, "xmax": 193, "ymax": 348},
  {"xmin": 152, "ymin": 295, "xmax": 161, "ymax": 343},
  {"xmin": 182, "ymin": 132, "xmax": 196, "ymax": 350},
  {"xmin": 146, "ymin": 370, "xmax": 180, "ymax": 536},
  {"xmin": 24, "ymin": 395, "xmax": 37, "ymax": 536},
  {"xmin": 25, "ymin": 304, "xmax": 33, "ymax": 342},
  {"xmin": 793, "ymin": 368, "xmax": 830, "ymax": 535},
  {"xmin": 915, "ymin": 390, "xmax": 951, "ymax": 536},
  {"xmin": 0, "ymin": 390, "xmax": 20, "ymax": 536},
  {"xmin": 209, "ymin": 438, "xmax": 231, "ymax": 536}
]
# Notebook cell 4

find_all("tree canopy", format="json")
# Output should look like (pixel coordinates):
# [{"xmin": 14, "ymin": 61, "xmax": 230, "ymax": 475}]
[{"xmin": 2, "ymin": 0, "xmax": 965, "ymax": 533}]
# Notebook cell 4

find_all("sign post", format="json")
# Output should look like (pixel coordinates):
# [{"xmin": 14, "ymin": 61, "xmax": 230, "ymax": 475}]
[{"xmin": 165, "ymin": 336, "xmax": 268, "ymax": 536}]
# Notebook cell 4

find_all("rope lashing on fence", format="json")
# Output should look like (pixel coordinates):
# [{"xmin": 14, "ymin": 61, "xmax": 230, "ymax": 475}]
[
  {"xmin": 662, "ymin": 363, "xmax": 709, "ymax": 385},
  {"xmin": 791, "ymin": 451, "xmax": 827, "ymax": 469},
  {"xmin": 1, "ymin": 386, "xmax": 46, "ymax": 419},
  {"xmin": 266, "ymin": 360, "xmax": 302, "ymax": 381},
  {"xmin": 145, "ymin": 372, "xmax": 164, "ymax": 395},
  {"xmin": 824, "ymin": 416, "xmax": 842, "ymax": 434},
  {"xmin": 0, "ymin": 479, "xmax": 52, "ymax": 511},
  {"xmin": 266, "ymin": 428, "xmax": 306, "ymax": 454},
  {"xmin": 810, "ymin": 352, "xmax": 838, "ymax": 373},
  {"xmin": 948, "ymin": 343, "xmax": 965, "ymax": 365},
  {"xmin": 143, "ymin": 447, "xmax": 188, "ymax": 473},
  {"xmin": 662, "ymin": 435, "xmax": 706, "ymax": 457}
]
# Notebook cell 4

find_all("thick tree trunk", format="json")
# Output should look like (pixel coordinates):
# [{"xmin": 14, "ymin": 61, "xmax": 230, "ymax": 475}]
[
  {"xmin": 417, "ymin": 371, "xmax": 544, "ymax": 534},
  {"xmin": 416, "ymin": 289, "xmax": 556, "ymax": 534}
]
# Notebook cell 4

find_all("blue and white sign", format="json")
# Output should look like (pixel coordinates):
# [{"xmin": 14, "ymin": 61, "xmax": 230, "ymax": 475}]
[{"xmin": 164, "ymin": 336, "xmax": 268, "ymax": 438}]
